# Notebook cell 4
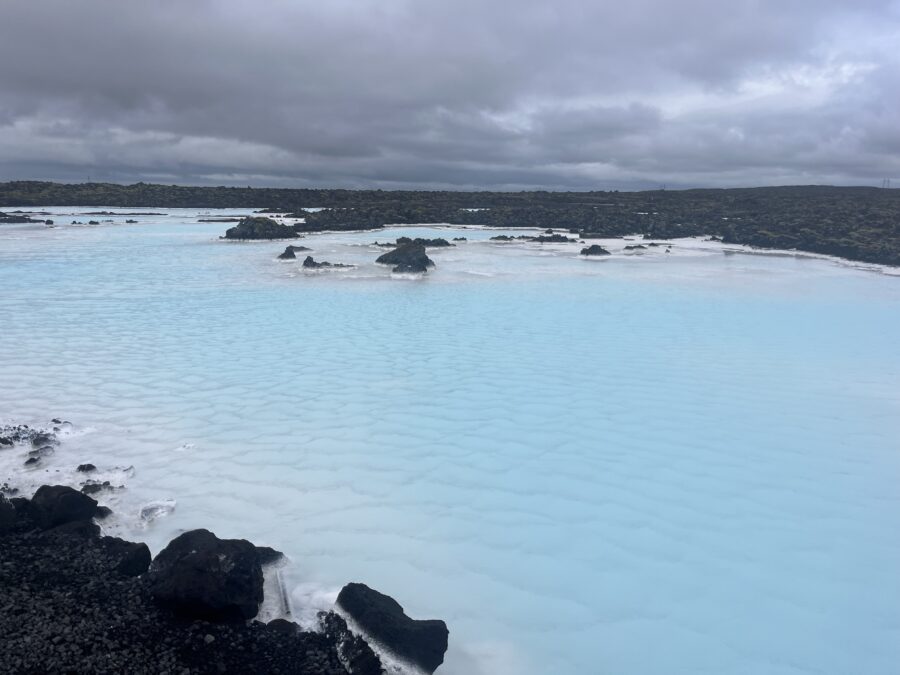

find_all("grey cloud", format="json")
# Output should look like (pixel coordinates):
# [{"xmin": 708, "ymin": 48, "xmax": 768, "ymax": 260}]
[{"xmin": 0, "ymin": 0, "xmax": 898, "ymax": 188}]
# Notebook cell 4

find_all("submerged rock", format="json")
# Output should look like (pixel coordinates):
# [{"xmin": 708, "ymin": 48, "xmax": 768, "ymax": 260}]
[
  {"xmin": 224, "ymin": 217, "xmax": 299, "ymax": 240},
  {"xmin": 337, "ymin": 582, "xmax": 448, "ymax": 674},
  {"xmin": 375, "ymin": 242, "xmax": 434, "ymax": 273},
  {"xmin": 581, "ymin": 244, "xmax": 611, "ymax": 256},
  {"xmin": 140, "ymin": 499, "xmax": 176, "ymax": 522},
  {"xmin": 81, "ymin": 480, "xmax": 113, "ymax": 496},
  {"xmin": 31, "ymin": 432, "xmax": 58, "ymax": 448},
  {"xmin": 392, "ymin": 261, "xmax": 431, "ymax": 274},
  {"xmin": 624, "ymin": 244, "xmax": 647, "ymax": 250},
  {"xmin": 147, "ymin": 528, "xmax": 264, "ymax": 621}
]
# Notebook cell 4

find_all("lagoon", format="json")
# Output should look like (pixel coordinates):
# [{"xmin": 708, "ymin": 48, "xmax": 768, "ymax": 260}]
[{"xmin": 2, "ymin": 208, "xmax": 900, "ymax": 674}]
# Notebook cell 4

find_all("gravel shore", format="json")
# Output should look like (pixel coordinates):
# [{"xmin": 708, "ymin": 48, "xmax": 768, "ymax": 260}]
[{"xmin": 0, "ymin": 521, "xmax": 349, "ymax": 674}]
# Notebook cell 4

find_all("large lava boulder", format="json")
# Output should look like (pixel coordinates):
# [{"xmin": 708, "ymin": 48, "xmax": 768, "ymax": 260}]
[
  {"xmin": 31, "ymin": 485, "xmax": 98, "ymax": 529},
  {"xmin": 147, "ymin": 529, "xmax": 264, "ymax": 621},
  {"xmin": 337, "ymin": 582, "xmax": 448, "ymax": 674},
  {"xmin": 224, "ymin": 217, "xmax": 299, "ymax": 240},
  {"xmin": 375, "ymin": 243, "xmax": 434, "ymax": 273},
  {"xmin": 580, "ymin": 244, "xmax": 611, "ymax": 256}
]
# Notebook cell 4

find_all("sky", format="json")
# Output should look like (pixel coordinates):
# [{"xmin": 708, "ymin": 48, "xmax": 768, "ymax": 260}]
[{"xmin": 1, "ymin": 0, "xmax": 899, "ymax": 190}]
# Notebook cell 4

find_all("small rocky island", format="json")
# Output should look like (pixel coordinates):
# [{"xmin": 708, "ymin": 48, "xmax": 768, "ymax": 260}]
[
  {"xmin": 375, "ymin": 241, "xmax": 435, "ymax": 273},
  {"xmin": 224, "ymin": 216, "xmax": 301, "ymax": 240}
]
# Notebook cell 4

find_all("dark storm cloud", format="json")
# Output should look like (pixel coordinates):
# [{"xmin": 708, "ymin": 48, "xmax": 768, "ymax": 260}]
[{"xmin": 0, "ymin": 0, "xmax": 898, "ymax": 189}]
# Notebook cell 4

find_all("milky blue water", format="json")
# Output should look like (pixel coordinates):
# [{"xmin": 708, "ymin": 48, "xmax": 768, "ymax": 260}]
[{"xmin": 2, "ymin": 209, "xmax": 900, "ymax": 674}]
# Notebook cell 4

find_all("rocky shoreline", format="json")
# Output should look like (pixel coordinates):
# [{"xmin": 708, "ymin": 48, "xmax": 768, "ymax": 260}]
[{"xmin": 0, "ymin": 424, "xmax": 449, "ymax": 675}]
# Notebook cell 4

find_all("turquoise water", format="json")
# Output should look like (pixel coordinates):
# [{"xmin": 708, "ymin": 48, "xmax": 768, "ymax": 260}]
[{"xmin": 2, "ymin": 210, "xmax": 900, "ymax": 674}]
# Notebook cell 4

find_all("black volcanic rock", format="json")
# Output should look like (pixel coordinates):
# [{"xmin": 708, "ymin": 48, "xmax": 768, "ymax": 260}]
[
  {"xmin": 375, "ymin": 242, "xmax": 434, "ymax": 272},
  {"xmin": 44, "ymin": 518, "xmax": 101, "ymax": 538},
  {"xmin": 302, "ymin": 256, "xmax": 353, "ymax": 269},
  {"xmin": 318, "ymin": 610, "xmax": 383, "ymax": 675},
  {"xmin": 0, "ymin": 494, "xmax": 16, "ymax": 533},
  {"xmin": 581, "ymin": 244, "xmax": 611, "ymax": 256},
  {"xmin": 529, "ymin": 234, "xmax": 575, "ymax": 243},
  {"xmin": 0, "ymin": 213, "xmax": 39, "ymax": 223},
  {"xmin": 77, "ymin": 463, "xmax": 97, "ymax": 472},
  {"xmin": 100, "ymin": 536, "xmax": 152, "ymax": 577},
  {"xmin": 396, "ymin": 236, "xmax": 454, "ymax": 247},
  {"xmin": 624, "ymin": 244, "xmax": 647, "ymax": 250},
  {"xmin": 256, "ymin": 545, "xmax": 285, "ymax": 566},
  {"xmin": 0, "ymin": 511, "xmax": 349, "ymax": 674},
  {"xmin": 81, "ymin": 480, "xmax": 113, "ymax": 495},
  {"xmin": 31, "ymin": 432, "xmax": 58, "ymax": 448},
  {"xmin": 31, "ymin": 485, "xmax": 98, "ymax": 529},
  {"xmin": 147, "ymin": 528, "xmax": 264, "ymax": 621},
  {"xmin": 224, "ymin": 217, "xmax": 299, "ymax": 240},
  {"xmin": 337, "ymin": 582, "xmax": 448, "ymax": 674},
  {"xmin": 278, "ymin": 245, "xmax": 312, "ymax": 259},
  {"xmin": 391, "ymin": 262, "xmax": 431, "ymax": 274}
]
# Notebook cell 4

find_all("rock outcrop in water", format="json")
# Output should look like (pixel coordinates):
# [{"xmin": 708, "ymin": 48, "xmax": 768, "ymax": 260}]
[
  {"xmin": 581, "ymin": 244, "xmax": 611, "ymax": 256},
  {"xmin": 302, "ymin": 256, "xmax": 353, "ymax": 269},
  {"xmin": 395, "ymin": 236, "xmax": 454, "ymax": 248},
  {"xmin": 148, "ymin": 528, "xmax": 264, "ymax": 621},
  {"xmin": 337, "ymin": 582, "xmax": 449, "ymax": 674},
  {"xmin": 528, "ymin": 234, "xmax": 576, "ymax": 243},
  {"xmin": 224, "ymin": 216, "xmax": 300, "ymax": 240},
  {"xmin": 375, "ymin": 242, "xmax": 434, "ymax": 273},
  {"xmin": 277, "ymin": 245, "xmax": 311, "ymax": 259},
  {"xmin": 0, "ymin": 211, "xmax": 41, "ymax": 223}
]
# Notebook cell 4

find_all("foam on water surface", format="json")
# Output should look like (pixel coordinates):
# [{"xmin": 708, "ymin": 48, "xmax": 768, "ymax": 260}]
[{"xmin": 2, "ymin": 209, "xmax": 900, "ymax": 674}]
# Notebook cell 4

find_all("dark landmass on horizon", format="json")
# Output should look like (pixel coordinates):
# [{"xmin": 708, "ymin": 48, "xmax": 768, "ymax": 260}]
[{"xmin": 1, "ymin": 181, "xmax": 898, "ymax": 266}]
